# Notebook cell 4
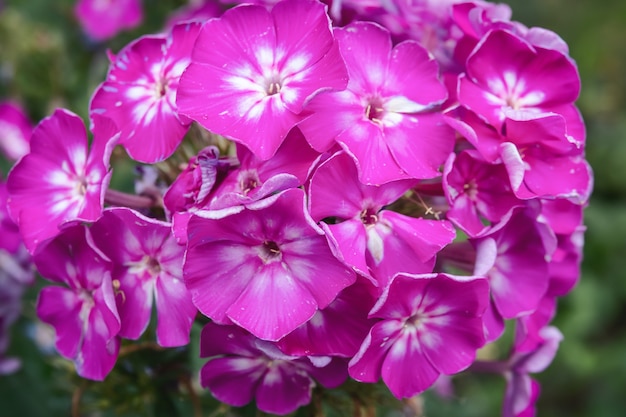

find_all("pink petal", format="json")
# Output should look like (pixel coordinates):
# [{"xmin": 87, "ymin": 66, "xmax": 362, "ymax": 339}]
[
  {"xmin": 255, "ymin": 363, "xmax": 314, "ymax": 414},
  {"xmin": 382, "ymin": 329, "xmax": 440, "ymax": 398},
  {"xmin": 227, "ymin": 262, "xmax": 319, "ymax": 341},
  {"xmin": 201, "ymin": 356, "xmax": 267, "ymax": 406},
  {"xmin": 36, "ymin": 286, "xmax": 82, "ymax": 359}
]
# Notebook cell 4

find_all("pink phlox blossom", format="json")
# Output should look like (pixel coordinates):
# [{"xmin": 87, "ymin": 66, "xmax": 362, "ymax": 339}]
[
  {"xmin": 200, "ymin": 321, "xmax": 347, "ymax": 415},
  {"xmin": 177, "ymin": 0, "xmax": 348, "ymax": 160},
  {"xmin": 205, "ymin": 127, "xmax": 320, "ymax": 215},
  {"xmin": 6, "ymin": 110, "xmax": 117, "ymax": 254},
  {"xmin": 74, "ymin": 0, "xmax": 142, "ymax": 41},
  {"xmin": 457, "ymin": 29, "xmax": 580, "ymax": 132},
  {"xmin": 503, "ymin": 326, "xmax": 563, "ymax": 417},
  {"xmin": 89, "ymin": 207, "xmax": 196, "ymax": 347},
  {"xmin": 443, "ymin": 149, "xmax": 522, "ymax": 237},
  {"xmin": 299, "ymin": 21, "xmax": 454, "ymax": 185},
  {"xmin": 308, "ymin": 151, "xmax": 455, "ymax": 288},
  {"xmin": 447, "ymin": 109, "xmax": 592, "ymax": 203},
  {"xmin": 451, "ymin": 2, "xmax": 568, "ymax": 68},
  {"xmin": 472, "ymin": 207, "xmax": 551, "ymax": 341},
  {"xmin": 276, "ymin": 276, "xmax": 377, "ymax": 358},
  {"xmin": 164, "ymin": 146, "xmax": 226, "ymax": 214},
  {"xmin": 184, "ymin": 188, "xmax": 355, "ymax": 341},
  {"xmin": 91, "ymin": 21, "xmax": 202, "ymax": 163},
  {"xmin": 0, "ymin": 101, "xmax": 32, "ymax": 161},
  {"xmin": 348, "ymin": 273, "xmax": 489, "ymax": 398},
  {"xmin": 34, "ymin": 223, "xmax": 120, "ymax": 381},
  {"xmin": 163, "ymin": 145, "xmax": 229, "ymax": 244}
]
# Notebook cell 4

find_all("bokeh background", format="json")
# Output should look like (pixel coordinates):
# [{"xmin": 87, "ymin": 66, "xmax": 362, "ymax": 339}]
[{"xmin": 0, "ymin": 0, "xmax": 625, "ymax": 416}]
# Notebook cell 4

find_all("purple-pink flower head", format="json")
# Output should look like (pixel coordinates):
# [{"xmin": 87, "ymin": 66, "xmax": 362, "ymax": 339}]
[
  {"xmin": 89, "ymin": 208, "xmax": 196, "ymax": 347},
  {"xmin": 6, "ymin": 109, "xmax": 116, "ymax": 254},
  {"xmin": 184, "ymin": 188, "xmax": 356, "ymax": 341},
  {"xmin": 349, "ymin": 273, "xmax": 489, "ymax": 398},
  {"xmin": 299, "ymin": 21, "xmax": 454, "ymax": 185},
  {"xmin": 91, "ymin": 21, "xmax": 202, "ymax": 163},
  {"xmin": 177, "ymin": 0, "xmax": 349, "ymax": 160},
  {"xmin": 74, "ymin": 0, "xmax": 142, "ymax": 41},
  {"xmin": 199, "ymin": 322, "xmax": 347, "ymax": 415},
  {"xmin": 34, "ymin": 223, "xmax": 120, "ymax": 381}
]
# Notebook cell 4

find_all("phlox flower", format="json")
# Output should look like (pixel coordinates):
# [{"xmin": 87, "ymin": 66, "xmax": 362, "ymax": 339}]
[
  {"xmin": 0, "ymin": 101, "xmax": 31, "ymax": 161},
  {"xmin": 503, "ymin": 326, "xmax": 563, "ymax": 417},
  {"xmin": 299, "ymin": 21, "xmax": 454, "ymax": 184},
  {"xmin": 177, "ymin": 0, "xmax": 348, "ymax": 160},
  {"xmin": 91, "ymin": 21, "xmax": 202, "ymax": 163},
  {"xmin": 89, "ymin": 208, "xmax": 196, "ymax": 347},
  {"xmin": 200, "ymin": 322, "xmax": 347, "ymax": 415},
  {"xmin": 205, "ymin": 127, "xmax": 319, "ymax": 214},
  {"xmin": 308, "ymin": 151, "xmax": 455, "ymax": 288},
  {"xmin": 451, "ymin": 1, "xmax": 569, "ymax": 67},
  {"xmin": 348, "ymin": 273, "xmax": 489, "ymax": 398},
  {"xmin": 163, "ymin": 145, "xmax": 228, "ymax": 243},
  {"xmin": 472, "ymin": 208, "xmax": 551, "ymax": 341},
  {"xmin": 7, "ymin": 110, "xmax": 116, "ymax": 253},
  {"xmin": 184, "ymin": 188, "xmax": 355, "ymax": 341},
  {"xmin": 457, "ymin": 29, "xmax": 581, "ymax": 133},
  {"xmin": 443, "ymin": 149, "xmax": 521, "ymax": 237},
  {"xmin": 34, "ymin": 224, "xmax": 120, "ymax": 381},
  {"xmin": 447, "ymin": 109, "xmax": 592, "ymax": 203},
  {"xmin": 74, "ymin": 0, "xmax": 142, "ymax": 41}
]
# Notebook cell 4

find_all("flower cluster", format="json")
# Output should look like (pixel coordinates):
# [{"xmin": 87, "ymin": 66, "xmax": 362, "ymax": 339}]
[{"xmin": 3, "ymin": 0, "xmax": 591, "ymax": 415}]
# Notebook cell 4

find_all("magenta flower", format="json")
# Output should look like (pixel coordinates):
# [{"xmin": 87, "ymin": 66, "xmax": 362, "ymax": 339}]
[
  {"xmin": 89, "ymin": 207, "xmax": 196, "ymax": 347},
  {"xmin": 7, "ymin": 110, "xmax": 116, "ymax": 253},
  {"xmin": 177, "ymin": 0, "xmax": 348, "ymax": 160},
  {"xmin": 74, "ymin": 0, "xmax": 142, "ymax": 41},
  {"xmin": 299, "ymin": 21, "xmax": 454, "ymax": 184},
  {"xmin": 308, "ymin": 151, "xmax": 455, "ymax": 287},
  {"xmin": 184, "ymin": 188, "xmax": 355, "ymax": 341},
  {"xmin": 503, "ymin": 326, "xmax": 563, "ymax": 417},
  {"xmin": 91, "ymin": 21, "xmax": 201, "ymax": 163},
  {"xmin": 34, "ymin": 224, "xmax": 120, "ymax": 381},
  {"xmin": 0, "ymin": 101, "xmax": 31, "ymax": 161},
  {"xmin": 472, "ymin": 208, "xmax": 551, "ymax": 341},
  {"xmin": 447, "ymin": 109, "xmax": 592, "ymax": 203},
  {"xmin": 206, "ymin": 127, "xmax": 319, "ymax": 214},
  {"xmin": 458, "ymin": 29, "xmax": 580, "ymax": 131},
  {"xmin": 200, "ymin": 322, "xmax": 347, "ymax": 415},
  {"xmin": 348, "ymin": 273, "xmax": 489, "ymax": 398},
  {"xmin": 443, "ymin": 149, "xmax": 521, "ymax": 236}
]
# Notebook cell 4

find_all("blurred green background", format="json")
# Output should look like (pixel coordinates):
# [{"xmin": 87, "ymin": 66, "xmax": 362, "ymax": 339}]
[{"xmin": 1, "ymin": 0, "xmax": 625, "ymax": 416}]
